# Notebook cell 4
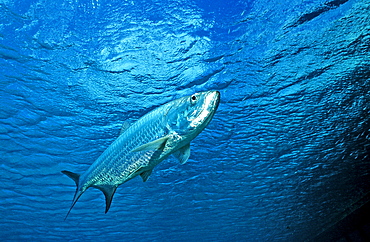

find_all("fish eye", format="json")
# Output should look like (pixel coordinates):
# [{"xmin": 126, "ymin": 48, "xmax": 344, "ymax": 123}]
[{"xmin": 190, "ymin": 95, "xmax": 197, "ymax": 105}]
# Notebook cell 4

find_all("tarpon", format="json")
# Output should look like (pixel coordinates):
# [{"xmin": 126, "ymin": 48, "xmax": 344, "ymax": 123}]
[{"xmin": 62, "ymin": 90, "xmax": 220, "ymax": 219}]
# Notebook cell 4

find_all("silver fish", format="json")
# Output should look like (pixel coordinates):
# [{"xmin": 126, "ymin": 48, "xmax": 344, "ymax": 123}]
[{"xmin": 62, "ymin": 90, "xmax": 220, "ymax": 219}]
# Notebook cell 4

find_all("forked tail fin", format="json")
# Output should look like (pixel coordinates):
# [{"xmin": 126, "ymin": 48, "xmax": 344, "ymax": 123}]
[{"xmin": 61, "ymin": 170, "xmax": 83, "ymax": 220}]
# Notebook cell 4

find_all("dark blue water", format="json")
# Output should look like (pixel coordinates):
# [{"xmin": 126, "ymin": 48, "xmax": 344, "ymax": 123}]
[{"xmin": 1, "ymin": 0, "xmax": 369, "ymax": 241}]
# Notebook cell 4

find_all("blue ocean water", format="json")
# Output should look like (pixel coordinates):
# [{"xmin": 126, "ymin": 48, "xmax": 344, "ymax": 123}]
[{"xmin": 1, "ymin": 0, "xmax": 369, "ymax": 241}]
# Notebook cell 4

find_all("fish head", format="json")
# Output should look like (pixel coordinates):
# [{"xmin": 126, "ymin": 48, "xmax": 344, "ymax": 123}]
[{"xmin": 167, "ymin": 90, "xmax": 220, "ymax": 140}]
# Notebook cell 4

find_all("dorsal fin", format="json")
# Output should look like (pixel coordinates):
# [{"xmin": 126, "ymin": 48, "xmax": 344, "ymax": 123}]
[
  {"xmin": 120, "ymin": 121, "xmax": 131, "ymax": 135},
  {"xmin": 93, "ymin": 185, "xmax": 117, "ymax": 213}
]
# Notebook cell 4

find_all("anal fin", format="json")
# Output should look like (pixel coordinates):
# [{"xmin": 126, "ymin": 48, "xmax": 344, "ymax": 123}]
[{"xmin": 93, "ymin": 185, "xmax": 117, "ymax": 213}]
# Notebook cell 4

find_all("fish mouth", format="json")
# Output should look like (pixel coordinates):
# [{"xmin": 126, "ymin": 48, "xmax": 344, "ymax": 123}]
[
  {"xmin": 212, "ymin": 91, "xmax": 220, "ymax": 110},
  {"xmin": 200, "ymin": 90, "xmax": 220, "ymax": 124},
  {"xmin": 206, "ymin": 90, "xmax": 220, "ymax": 114},
  {"xmin": 189, "ymin": 90, "xmax": 220, "ymax": 131}
]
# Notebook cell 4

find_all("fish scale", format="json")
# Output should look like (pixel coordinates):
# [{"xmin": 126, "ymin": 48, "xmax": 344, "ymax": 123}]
[
  {"xmin": 105, "ymin": 113, "xmax": 166, "ymax": 179},
  {"xmin": 61, "ymin": 90, "xmax": 220, "ymax": 219}
]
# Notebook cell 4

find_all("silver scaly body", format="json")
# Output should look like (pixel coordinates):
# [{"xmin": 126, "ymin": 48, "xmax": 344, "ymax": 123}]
[{"xmin": 62, "ymin": 90, "xmax": 220, "ymax": 219}]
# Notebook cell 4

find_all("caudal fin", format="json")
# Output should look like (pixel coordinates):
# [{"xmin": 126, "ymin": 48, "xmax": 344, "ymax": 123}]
[{"xmin": 61, "ymin": 170, "xmax": 83, "ymax": 220}]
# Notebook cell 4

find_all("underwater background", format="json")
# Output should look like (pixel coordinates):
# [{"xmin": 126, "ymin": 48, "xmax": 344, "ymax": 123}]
[{"xmin": 1, "ymin": 0, "xmax": 370, "ymax": 241}]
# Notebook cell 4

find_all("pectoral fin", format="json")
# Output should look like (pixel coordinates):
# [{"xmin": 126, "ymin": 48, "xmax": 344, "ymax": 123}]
[
  {"xmin": 172, "ymin": 143, "xmax": 191, "ymax": 164},
  {"xmin": 93, "ymin": 185, "xmax": 117, "ymax": 214},
  {"xmin": 131, "ymin": 136, "xmax": 169, "ymax": 152}
]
